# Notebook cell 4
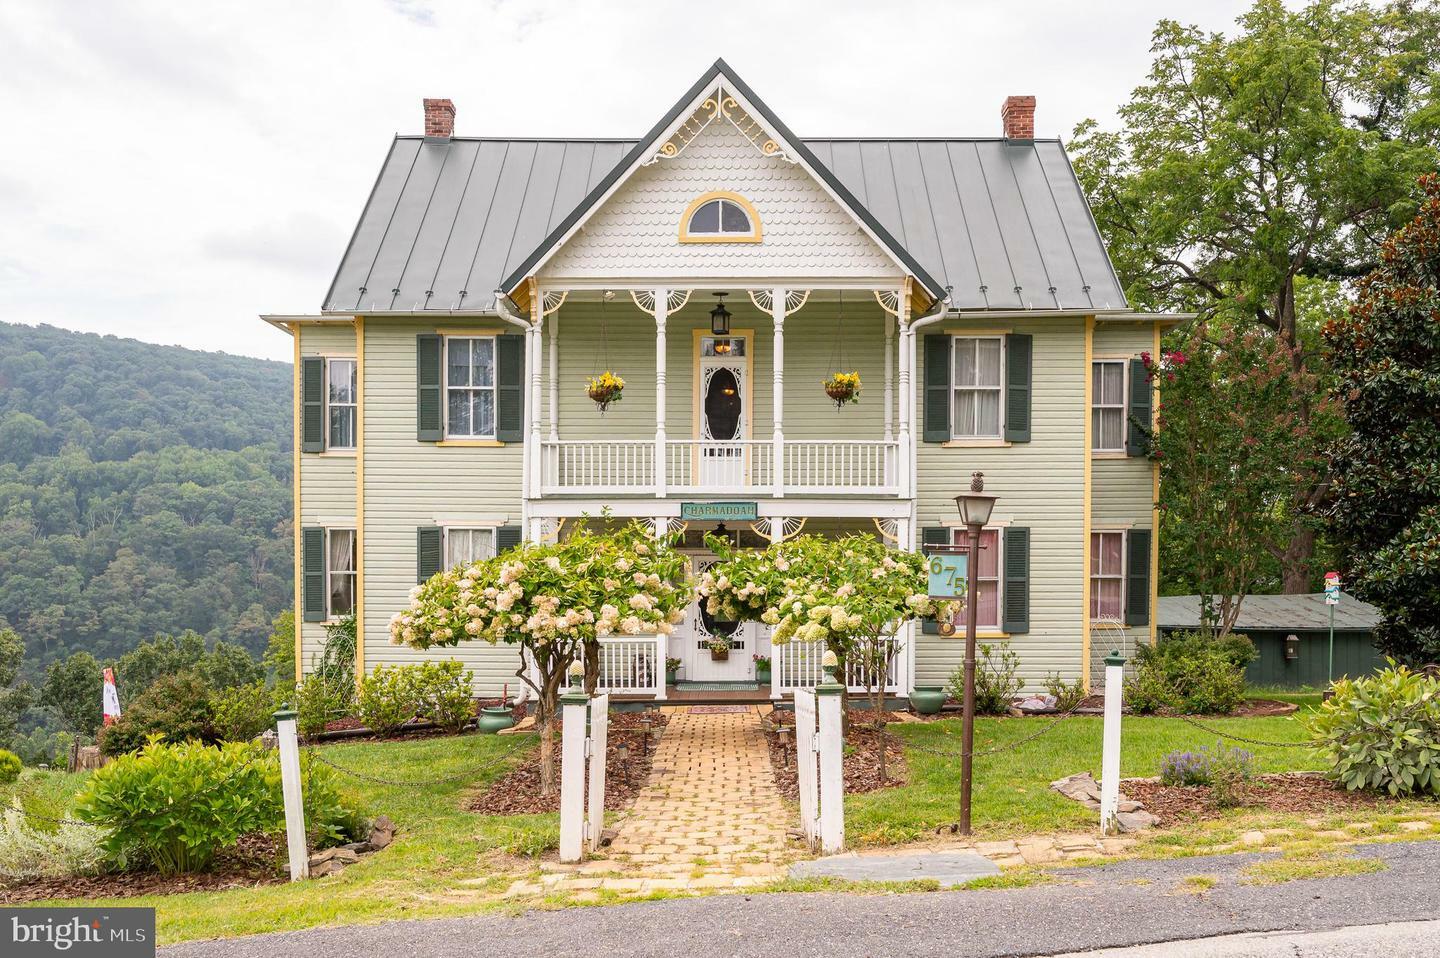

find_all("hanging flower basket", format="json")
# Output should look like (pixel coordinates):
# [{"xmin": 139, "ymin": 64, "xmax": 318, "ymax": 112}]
[
  {"xmin": 585, "ymin": 371, "xmax": 625, "ymax": 413},
  {"xmin": 823, "ymin": 371, "xmax": 861, "ymax": 408},
  {"xmin": 707, "ymin": 635, "xmax": 731, "ymax": 661}
]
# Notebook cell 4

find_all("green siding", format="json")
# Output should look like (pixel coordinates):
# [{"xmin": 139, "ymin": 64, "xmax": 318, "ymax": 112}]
[{"xmin": 1160, "ymin": 627, "xmax": 1385, "ymax": 688}]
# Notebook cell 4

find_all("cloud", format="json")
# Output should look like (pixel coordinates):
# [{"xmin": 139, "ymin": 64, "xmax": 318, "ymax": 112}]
[{"xmin": 201, "ymin": 212, "xmax": 345, "ymax": 277}]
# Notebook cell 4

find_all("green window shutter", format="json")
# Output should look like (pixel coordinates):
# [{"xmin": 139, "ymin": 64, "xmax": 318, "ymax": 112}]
[
  {"xmin": 416, "ymin": 334, "xmax": 443, "ymax": 441},
  {"xmin": 919, "ymin": 527, "xmax": 951, "ymax": 634},
  {"xmin": 495, "ymin": 335, "xmax": 525, "ymax": 443},
  {"xmin": 495, "ymin": 524, "xmax": 522, "ymax": 554},
  {"xmin": 302, "ymin": 526, "xmax": 327, "ymax": 622},
  {"xmin": 923, "ymin": 334, "xmax": 951, "ymax": 442},
  {"xmin": 1002, "ymin": 527, "xmax": 1030, "ymax": 634},
  {"xmin": 1004, "ymin": 333, "xmax": 1032, "ymax": 442},
  {"xmin": 1126, "ymin": 529, "xmax": 1152, "ymax": 626},
  {"xmin": 417, "ymin": 526, "xmax": 442, "ymax": 583},
  {"xmin": 301, "ymin": 357, "xmax": 326, "ymax": 453},
  {"xmin": 1126, "ymin": 356, "xmax": 1152, "ymax": 457}
]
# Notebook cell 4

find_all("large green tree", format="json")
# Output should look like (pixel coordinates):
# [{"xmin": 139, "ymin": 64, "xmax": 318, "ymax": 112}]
[
  {"xmin": 1072, "ymin": 0, "xmax": 1440, "ymax": 591},
  {"xmin": 1324, "ymin": 174, "xmax": 1440, "ymax": 662},
  {"xmin": 0, "ymin": 625, "xmax": 35, "ymax": 749}
]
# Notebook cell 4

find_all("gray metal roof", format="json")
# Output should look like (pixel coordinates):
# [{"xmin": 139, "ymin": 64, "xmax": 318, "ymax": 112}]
[
  {"xmin": 322, "ymin": 64, "xmax": 1126, "ymax": 314},
  {"xmin": 1157, "ymin": 594, "xmax": 1381, "ymax": 633}
]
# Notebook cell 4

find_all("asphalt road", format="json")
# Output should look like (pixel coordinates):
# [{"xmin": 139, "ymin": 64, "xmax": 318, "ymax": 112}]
[{"xmin": 163, "ymin": 841, "xmax": 1440, "ymax": 958}]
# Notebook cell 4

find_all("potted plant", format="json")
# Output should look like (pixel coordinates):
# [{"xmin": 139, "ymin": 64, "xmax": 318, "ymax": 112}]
[
  {"xmin": 707, "ymin": 635, "xmax": 731, "ymax": 662},
  {"xmin": 752, "ymin": 653, "xmax": 772, "ymax": 685},
  {"xmin": 909, "ymin": 686, "xmax": 947, "ymax": 715},
  {"xmin": 478, "ymin": 684, "xmax": 518, "ymax": 733},
  {"xmin": 585, "ymin": 370, "xmax": 625, "ymax": 413},
  {"xmin": 665, "ymin": 656, "xmax": 682, "ymax": 686},
  {"xmin": 823, "ymin": 371, "xmax": 861, "ymax": 407}
]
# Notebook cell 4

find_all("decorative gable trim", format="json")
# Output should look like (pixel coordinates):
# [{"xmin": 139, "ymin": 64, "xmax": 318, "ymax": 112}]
[{"xmin": 498, "ymin": 59, "xmax": 944, "ymax": 306}]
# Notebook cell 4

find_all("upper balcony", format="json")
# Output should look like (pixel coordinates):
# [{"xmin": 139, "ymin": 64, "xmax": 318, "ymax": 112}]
[{"xmin": 512, "ymin": 286, "xmax": 917, "ymax": 500}]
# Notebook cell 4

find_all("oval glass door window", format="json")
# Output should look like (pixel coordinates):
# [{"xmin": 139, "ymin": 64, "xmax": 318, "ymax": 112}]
[{"xmin": 704, "ymin": 368, "xmax": 742, "ymax": 440}]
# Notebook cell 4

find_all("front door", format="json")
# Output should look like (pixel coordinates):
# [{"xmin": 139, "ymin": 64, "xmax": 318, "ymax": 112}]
[
  {"xmin": 682, "ymin": 555, "xmax": 751, "ymax": 682},
  {"xmin": 699, "ymin": 336, "xmax": 747, "ymax": 487}
]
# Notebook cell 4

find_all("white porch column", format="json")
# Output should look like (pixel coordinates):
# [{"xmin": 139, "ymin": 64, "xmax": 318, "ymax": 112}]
[
  {"xmin": 654, "ymin": 288, "xmax": 667, "ymax": 499},
  {"xmin": 769, "ymin": 516, "xmax": 784, "ymax": 543},
  {"xmin": 548, "ymin": 311, "xmax": 559, "ymax": 441},
  {"xmin": 895, "ymin": 516, "xmax": 915, "ymax": 693},
  {"xmin": 884, "ymin": 320, "xmax": 894, "ymax": 442},
  {"xmin": 771, "ymin": 287, "xmax": 786, "ymax": 498},
  {"xmin": 895, "ymin": 293, "xmax": 912, "ymax": 501},
  {"xmin": 529, "ymin": 315, "xmax": 544, "ymax": 500}
]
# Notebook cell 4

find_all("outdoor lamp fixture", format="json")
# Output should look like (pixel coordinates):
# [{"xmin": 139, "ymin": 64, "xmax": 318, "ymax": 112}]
[
  {"xmin": 710, "ymin": 292, "xmax": 732, "ymax": 336},
  {"xmin": 953, "ymin": 471, "xmax": 998, "ymax": 837},
  {"xmin": 1285, "ymin": 634, "xmax": 1300, "ymax": 661}
]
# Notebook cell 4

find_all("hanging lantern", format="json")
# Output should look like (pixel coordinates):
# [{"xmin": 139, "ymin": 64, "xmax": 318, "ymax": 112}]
[{"xmin": 710, "ymin": 292, "xmax": 731, "ymax": 336}]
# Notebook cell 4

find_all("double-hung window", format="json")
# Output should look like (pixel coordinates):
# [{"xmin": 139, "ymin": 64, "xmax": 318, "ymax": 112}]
[
  {"xmin": 327, "ymin": 528, "xmax": 357, "ymax": 618},
  {"xmin": 952, "ymin": 337, "xmax": 1004, "ymax": 438},
  {"xmin": 445, "ymin": 336, "xmax": 496, "ymax": 439},
  {"xmin": 445, "ymin": 527, "xmax": 496, "ymax": 570},
  {"xmin": 1089, "ymin": 531, "xmax": 1125, "ymax": 621},
  {"xmin": 327, "ymin": 359, "xmax": 357, "ymax": 450},
  {"xmin": 950, "ymin": 528, "xmax": 1001, "ymax": 630},
  {"xmin": 1091, "ymin": 361, "xmax": 1126, "ymax": 452}
]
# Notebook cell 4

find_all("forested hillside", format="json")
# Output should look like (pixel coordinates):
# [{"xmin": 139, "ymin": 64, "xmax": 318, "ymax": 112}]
[{"xmin": 0, "ymin": 322, "xmax": 293, "ymax": 678}]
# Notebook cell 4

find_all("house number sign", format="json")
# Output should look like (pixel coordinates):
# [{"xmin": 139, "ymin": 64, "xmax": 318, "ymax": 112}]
[{"xmin": 925, "ymin": 546, "xmax": 968, "ymax": 600}]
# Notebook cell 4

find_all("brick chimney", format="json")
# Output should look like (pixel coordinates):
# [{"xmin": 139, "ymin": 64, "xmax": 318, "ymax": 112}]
[
  {"xmin": 1001, "ymin": 95, "xmax": 1036, "ymax": 140},
  {"xmin": 423, "ymin": 98, "xmax": 456, "ymax": 139}
]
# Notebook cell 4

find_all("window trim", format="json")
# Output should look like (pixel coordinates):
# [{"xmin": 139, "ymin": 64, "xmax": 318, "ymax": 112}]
[
  {"xmin": 443, "ymin": 335, "xmax": 498, "ymax": 440},
  {"xmin": 325, "ymin": 527, "xmax": 357, "ymax": 622},
  {"xmin": 1089, "ymin": 529, "xmax": 1127, "ymax": 623},
  {"xmin": 442, "ymin": 526, "xmax": 497, "ymax": 571},
  {"xmin": 678, "ymin": 191, "xmax": 763, "ymax": 244},
  {"xmin": 1090, "ymin": 359, "xmax": 1128, "ymax": 453},
  {"xmin": 950, "ymin": 526, "xmax": 1003, "ymax": 631},
  {"xmin": 325, "ymin": 357, "xmax": 358, "ymax": 451},
  {"xmin": 950, "ymin": 335, "xmax": 1006, "ymax": 439}
]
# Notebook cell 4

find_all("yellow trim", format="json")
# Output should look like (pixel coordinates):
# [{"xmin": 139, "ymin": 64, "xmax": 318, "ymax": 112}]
[
  {"xmin": 435, "ymin": 326, "xmax": 505, "ymax": 336},
  {"xmin": 1150, "ymin": 322, "xmax": 1162, "ymax": 648},
  {"xmin": 941, "ymin": 631, "xmax": 1011, "ymax": 641},
  {"xmin": 1090, "ymin": 451, "xmax": 1129, "ymax": 460},
  {"xmin": 944, "ymin": 439, "xmax": 1012, "ymax": 449},
  {"xmin": 317, "ymin": 449, "xmax": 357, "ymax": 458},
  {"xmin": 941, "ymin": 327, "xmax": 1013, "ymax": 337},
  {"xmin": 678, "ymin": 191, "xmax": 763, "ymax": 244},
  {"xmin": 437, "ymin": 439, "xmax": 507, "ymax": 448},
  {"xmin": 1081, "ymin": 315, "xmax": 1094, "ymax": 691},
  {"xmin": 354, "ymin": 316, "xmax": 365, "ymax": 687},
  {"xmin": 291, "ymin": 325, "xmax": 303, "ymax": 685}
]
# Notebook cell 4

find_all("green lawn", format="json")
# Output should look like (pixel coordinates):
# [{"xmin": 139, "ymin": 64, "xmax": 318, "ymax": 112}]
[
  {"xmin": 1247, "ymin": 686, "xmax": 1327, "ymax": 710},
  {"xmin": 848, "ymin": 713, "xmax": 1319, "ymax": 845},
  {"xmin": 4, "ymin": 733, "xmax": 551, "ymax": 943}
]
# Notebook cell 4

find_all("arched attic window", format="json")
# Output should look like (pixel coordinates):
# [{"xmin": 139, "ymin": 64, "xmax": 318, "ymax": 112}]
[{"xmin": 679, "ymin": 191, "xmax": 762, "ymax": 243}]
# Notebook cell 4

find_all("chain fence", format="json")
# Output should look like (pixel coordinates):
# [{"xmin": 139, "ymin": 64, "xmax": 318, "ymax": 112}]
[
  {"xmin": 1172, "ymin": 713, "xmax": 1315, "ymax": 750},
  {"xmin": 899, "ymin": 697, "xmax": 1094, "ymax": 761}
]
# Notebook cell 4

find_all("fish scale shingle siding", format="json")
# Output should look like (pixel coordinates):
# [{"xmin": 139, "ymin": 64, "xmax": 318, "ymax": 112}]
[{"xmin": 540, "ymin": 120, "xmax": 905, "ymax": 281}]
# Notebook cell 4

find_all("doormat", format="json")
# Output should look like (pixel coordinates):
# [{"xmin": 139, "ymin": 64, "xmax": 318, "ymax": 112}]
[
  {"xmin": 675, "ymin": 682, "xmax": 760, "ymax": 692},
  {"xmin": 688, "ymin": 705, "xmax": 752, "ymax": 714}
]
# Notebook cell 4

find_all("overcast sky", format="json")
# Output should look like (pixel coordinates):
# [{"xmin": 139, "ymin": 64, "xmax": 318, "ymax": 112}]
[{"xmin": 0, "ymin": 0, "xmax": 1258, "ymax": 363}]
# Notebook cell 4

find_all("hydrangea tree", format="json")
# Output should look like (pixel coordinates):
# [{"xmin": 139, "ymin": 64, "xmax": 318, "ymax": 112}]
[
  {"xmin": 391, "ymin": 520, "xmax": 690, "ymax": 795},
  {"xmin": 699, "ymin": 533, "xmax": 957, "ymax": 781}
]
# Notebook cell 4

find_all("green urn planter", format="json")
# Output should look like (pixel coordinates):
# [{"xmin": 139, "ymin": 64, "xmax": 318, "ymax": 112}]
[
  {"xmin": 909, "ymin": 686, "xmax": 947, "ymax": 715},
  {"xmin": 665, "ymin": 668, "xmax": 679, "ymax": 686},
  {"xmin": 755, "ymin": 666, "xmax": 771, "ymax": 685},
  {"xmin": 476, "ymin": 705, "xmax": 516, "ymax": 734}
]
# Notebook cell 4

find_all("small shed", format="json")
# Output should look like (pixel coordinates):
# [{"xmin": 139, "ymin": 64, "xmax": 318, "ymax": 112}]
[{"xmin": 1156, "ymin": 593, "xmax": 1385, "ymax": 688}]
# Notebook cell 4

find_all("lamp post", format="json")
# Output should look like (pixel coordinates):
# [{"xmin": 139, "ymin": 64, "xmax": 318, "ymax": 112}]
[{"xmin": 954, "ymin": 471, "xmax": 997, "ymax": 835}]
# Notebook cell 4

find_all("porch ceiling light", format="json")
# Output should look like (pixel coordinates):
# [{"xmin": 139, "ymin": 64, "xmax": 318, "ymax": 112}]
[
  {"xmin": 954, "ymin": 471, "xmax": 997, "ymax": 529},
  {"xmin": 710, "ymin": 292, "xmax": 731, "ymax": 336}
]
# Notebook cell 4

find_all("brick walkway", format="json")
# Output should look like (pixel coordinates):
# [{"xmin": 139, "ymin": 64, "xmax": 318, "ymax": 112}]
[{"xmin": 506, "ymin": 705, "xmax": 795, "ymax": 898}]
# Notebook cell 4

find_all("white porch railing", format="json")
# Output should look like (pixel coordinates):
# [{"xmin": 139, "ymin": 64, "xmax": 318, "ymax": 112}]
[
  {"xmin": 536, "ymin": 635, "xmax": 665, "ymax": 699},
  {"xmin": 771, "ymin": 637, "xmax": 903, "ymax": 695},
  {"xmin": 537, "ymin": 438, "xmax": 900, "ymax": 497}
]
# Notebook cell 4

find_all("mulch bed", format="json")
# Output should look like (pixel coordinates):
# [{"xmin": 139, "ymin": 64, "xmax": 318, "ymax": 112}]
[
  {"xmin": 316, "ymin": 698, "xmax": 528, "ymax": 740},
  {"xmin": 764, "ymin": 708, "xmax": 907, "ymax": 800},
  {"xmin": 0, "ymin": 834, "xmax": 284, "ymax": 904},
  {"xmin": 1123, "ymin": 772, "xmax": 1403, "ymax": 826},
  {"xmin": 467, "ymin": 710, "xmax": 669, "ymax": 816}
]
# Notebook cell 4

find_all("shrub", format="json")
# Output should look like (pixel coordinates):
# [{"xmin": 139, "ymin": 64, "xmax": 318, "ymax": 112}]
[
  {"xmin": 1124, "ymin": 664, "xmax": 1176, "ymax": 715},
  {"xmin": 0, "ymin": 808, "xmax": 109, "ymax": 882},
  {"xmin": 75, "ymin": 739, "xmax": 361, "ymax": 874},
  {"xmin": 1306, "ymin": 662, "xmax": 1440, "ymax": 797},
  {"xmin": 1150, "ymin": 630, "xmax": 1258, "ymax": 670},
  {"xmin": 1159, "ymin": 742, "xmax": 1256, "ymax": 788},
  {"xmin": 99, "ymin": 672, "xmax": 216, "ymax": 756},
  {"xmin": 409, "ymin": 660, "xmax": 475, "ymax": 733},
  {"xmin": 1044, "ymin": 673, "xmax": 1087, "ymax": 712},
  {"xmin": 1125, "ymin": 635, "xmax": 1249, "ymax": 715},
  {"xmin": 0, "ymin": 750, "xmax": 20, "ymax": 784},
  {"xmin": 357, "ymin": 665, "xmax": 420, "ymax": 735},
  {"xmin": 949, "ymin": 642, "xmax": 1024, "ymax": 716},
  {"xmin": 212, "ymin": 682, "xmax": 275, "ymax": 743},
  {"xmin": 293, "ymin": 673, "xmax": 352, "ymax": 737},
  {"xmin": 1207, "ymin": 743, "xmax": 1255, "ymax": 808}
]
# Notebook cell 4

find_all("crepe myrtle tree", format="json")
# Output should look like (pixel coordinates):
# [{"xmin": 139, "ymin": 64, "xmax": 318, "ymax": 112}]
[
  {"xmin": 699, "ymin": 533, "xmax": 957, "ymax": 783},
  {"xmin": 391, "ymin": 520, "xmax": 690, "ymax": 795}
]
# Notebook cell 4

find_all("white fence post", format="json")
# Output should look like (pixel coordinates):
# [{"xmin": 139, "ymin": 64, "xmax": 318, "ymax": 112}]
[
  {"xmin": 272, "ymin": 706, "xmax": 309, "ymax": 881},
  {"xmin": 559, "ymin": 690, "xmax": 589, "ymax": 862},
  {"xmin": 586, "ymin": 693, "xmax": 610, "ymax": 852},
  {"xmin": 816, "ymin": 655, "xmax": 845, "ymax": 854},
  {"xmin": 1099, "ymin": 649, "xmax": 1125, "ymax": 836},
  {"xmin": 793, "ymin": 688, "xmax": 819, "ymax": 844}
]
